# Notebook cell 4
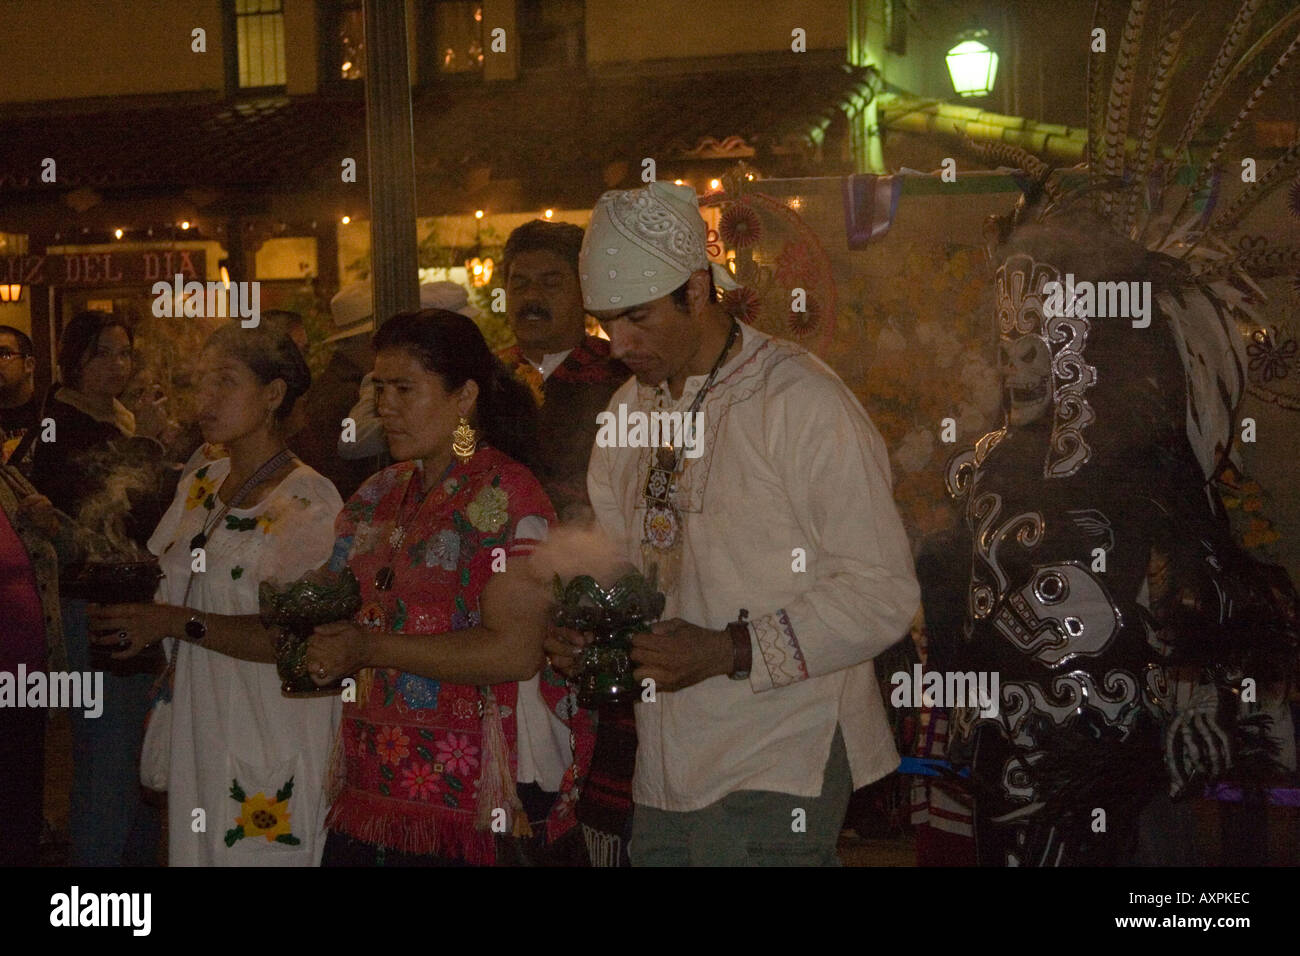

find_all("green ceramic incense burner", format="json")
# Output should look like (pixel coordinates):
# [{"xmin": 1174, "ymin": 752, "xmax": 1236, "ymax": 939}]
[
  {"xmin": 260, "ymin": 568, "xmax": 362, "ymax": 696},
  {"xmin": 551, "ymin": 566, "xmax": 666, "ymax": 708}
]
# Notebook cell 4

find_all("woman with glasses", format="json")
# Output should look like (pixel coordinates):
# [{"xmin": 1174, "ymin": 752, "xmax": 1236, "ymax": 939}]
[{"xmin": 30, "ymin": 309, "xmax": 173, "ymax": 866}]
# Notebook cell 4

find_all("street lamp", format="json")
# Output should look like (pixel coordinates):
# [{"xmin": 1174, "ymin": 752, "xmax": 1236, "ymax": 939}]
[{"xmin": 946, "ymin": 33, "xmax": 998, "ymax": 98}]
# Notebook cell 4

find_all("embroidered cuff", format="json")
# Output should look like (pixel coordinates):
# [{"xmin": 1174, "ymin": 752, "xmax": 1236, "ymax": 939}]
[{"xmin": 750, "ymin": 609, "xmax": 809, "ymax": 692}]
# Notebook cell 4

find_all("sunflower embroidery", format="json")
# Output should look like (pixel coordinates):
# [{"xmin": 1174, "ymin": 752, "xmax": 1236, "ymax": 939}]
[
  {"xmin": 185, "ymin": 469, "xmax": 217, "ymax": 511},
  {"xmin": 465, "ymin": 484, "xmax": 509, "ymax": 533},
  {"xmin": 225, "ymin": 777, "xmax": 300, "ymax": 846}
]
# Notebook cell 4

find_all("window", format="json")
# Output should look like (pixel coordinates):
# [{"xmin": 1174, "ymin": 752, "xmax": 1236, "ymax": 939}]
[
  {"xmin": 318, "ymin": 0, "xmax": 364, "ymax": 89},
  {"xmin": 228, "ymin": 0, "xmax": 286, "ymax": 90},
  {"xmin": 336, "ymin": 0, "xmax": 365, "ymax": 80},
  {"xmin": 518, "ymin": 0, "xmax": 584, "ymax": 72},
  {"xmin": 884, "ymin": 0, "xmax": 907, "ymax": 56},
  {"xmin": 421, "ymin": 1, "xmax": 484, "ymax": 77}
]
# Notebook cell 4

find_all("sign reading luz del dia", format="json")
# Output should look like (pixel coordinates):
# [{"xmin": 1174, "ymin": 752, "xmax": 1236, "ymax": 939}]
[{"xmin": 0, "ymin": 249, "xmax": 206, "ymax": 287}]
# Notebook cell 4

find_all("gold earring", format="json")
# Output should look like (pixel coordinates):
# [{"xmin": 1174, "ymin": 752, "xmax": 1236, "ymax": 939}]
[{"xmin": 452, "ymin": 417, "xmax": 477, "ymax": 462}]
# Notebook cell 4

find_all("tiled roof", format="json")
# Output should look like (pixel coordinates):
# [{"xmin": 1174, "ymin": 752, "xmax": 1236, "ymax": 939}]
[
  {"xmin": 0, "ymin": 62, "xmax": 878, "ymax": 211},
  {"xmin": 412, "ymin": 63, "xmax": 878, "ymax": 206},
  {"xmin": 0, "ymin": 96, "xmax": 363, "ymax": 192}
]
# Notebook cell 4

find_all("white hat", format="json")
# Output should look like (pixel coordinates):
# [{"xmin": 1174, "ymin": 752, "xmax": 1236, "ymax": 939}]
[
  {"xmin": 579, "ymin": 181, "xmax": 740, "ymax": 311},
  {"xmin": 326, "ymin": 280, "xmax": 479, "ymax": 342}
]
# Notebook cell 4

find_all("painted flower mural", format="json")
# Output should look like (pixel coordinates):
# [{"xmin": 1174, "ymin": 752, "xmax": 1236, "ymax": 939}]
[
  {"xmin": 854, "ymin": 246, "xmax": 1001, "ymax": 541},
  {"xmin": 721, "ymin": 286, "xmax": 761, "ymax": 324},
  {"xmin": 719, "ymin": 201, "xmax": 763, "ymax": 248}
]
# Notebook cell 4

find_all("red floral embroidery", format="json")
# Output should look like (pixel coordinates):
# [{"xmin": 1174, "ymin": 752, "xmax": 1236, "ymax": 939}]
[
  {"xmin": 400, "ymin": 761, "xmax": 440, "ymax": 800},
  {"xmin": 375, "ymin": 726, "xmax": 410, "ymax": 765},
  {"xmin": 435, "ymin": 732, "xmax": 480, "ymax": 777},
  {"xmin": 496, "ymin": 335, "xmax": 627, "ymax": 387}
]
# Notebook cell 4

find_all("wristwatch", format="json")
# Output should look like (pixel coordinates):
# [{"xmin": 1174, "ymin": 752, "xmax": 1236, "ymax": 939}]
[
  {"xmin": 726, "ymin": 609, "xmax": 752, "ymax": 681},
  {"xmin": 184, "ymin": 613, "xmax": 207, "ymax": 641}
]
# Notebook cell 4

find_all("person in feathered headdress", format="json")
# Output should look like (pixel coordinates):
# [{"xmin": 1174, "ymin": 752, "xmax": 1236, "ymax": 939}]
[{"xmin": 942, "ymin": 0, "xmax": 1300, "ymax": 865}]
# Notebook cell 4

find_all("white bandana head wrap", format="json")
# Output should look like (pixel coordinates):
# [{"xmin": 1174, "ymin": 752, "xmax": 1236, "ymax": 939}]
[{"xmin": 579, "ymin": 181, "xmax": 740, "ymax": 311}]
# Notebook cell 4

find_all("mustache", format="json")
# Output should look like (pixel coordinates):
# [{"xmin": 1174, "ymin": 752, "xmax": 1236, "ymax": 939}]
[{"xmin": 517, "ymin": 304, "xmax": 553, "ymax": 322}]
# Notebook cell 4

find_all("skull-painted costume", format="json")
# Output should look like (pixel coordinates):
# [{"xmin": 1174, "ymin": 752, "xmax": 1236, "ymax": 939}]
[{"xmin": 943, "ymin": 0, "xmax": 1300, "ymax": 866}]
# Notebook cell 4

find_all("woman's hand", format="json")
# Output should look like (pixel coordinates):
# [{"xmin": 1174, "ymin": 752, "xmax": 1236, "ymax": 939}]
[
  {"xmin": 87, "ymin": 603, "xmax": 185, "ymax": 659},
  {"xmin": 306, "ymin": 621, "xmax": 372, "ymax": 686},
  {"xmin": 131, "ymin": 388, "xmax": 170, "ymax": 440}
]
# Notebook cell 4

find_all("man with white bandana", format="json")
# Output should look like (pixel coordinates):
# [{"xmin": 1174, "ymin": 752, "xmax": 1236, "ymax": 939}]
[{"xmin": 545, "ymin": 181, "xmax": 919, "ymax": 865}]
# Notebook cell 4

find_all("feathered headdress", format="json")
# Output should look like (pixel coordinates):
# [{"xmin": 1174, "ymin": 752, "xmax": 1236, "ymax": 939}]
[{"xmin": 967, "ymin": 0, "xmax": 1300, "ymax": 482}]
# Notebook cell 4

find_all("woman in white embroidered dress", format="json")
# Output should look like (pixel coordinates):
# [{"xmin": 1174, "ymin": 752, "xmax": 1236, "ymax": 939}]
[{"xmin": 90, "ymin": 317, "xmax": 344, "ymax": 866}]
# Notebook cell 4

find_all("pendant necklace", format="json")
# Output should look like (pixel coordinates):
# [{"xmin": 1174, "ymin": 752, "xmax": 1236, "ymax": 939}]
[
  {"xmin": 641, "ymin": 319, "xmax": 740, "ymax": 553},
  {"xmin": 184, "ymin": 447, "xmax": 296, "ymax": 607},
  {"xmin": 189, "ymin": 448, "xmax": 296, "ymax": 551},
  {"xmin": 374, "ymin": 459, "xmax": 456, "ymax": 592}
]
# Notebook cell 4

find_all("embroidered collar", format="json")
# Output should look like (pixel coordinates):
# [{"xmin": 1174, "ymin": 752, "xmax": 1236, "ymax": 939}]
[
  {"xmin": 500, "ymin": 335, "xmax": 623, "ymax": 385},
  {"xmin": 638, "ymin": 321, "xmax": 761, "ymax": 407}
]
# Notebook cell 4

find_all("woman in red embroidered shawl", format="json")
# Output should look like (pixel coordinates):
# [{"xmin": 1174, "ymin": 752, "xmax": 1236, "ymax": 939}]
[{"xmin": 306, "ymin": 309, "xmax": 560, "ymax": 866}]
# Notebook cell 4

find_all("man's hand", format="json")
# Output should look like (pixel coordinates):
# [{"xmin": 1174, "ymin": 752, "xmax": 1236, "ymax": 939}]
[
  {"xmin": 630, "ymin": 618, "xmax": 733, "ymax": 693},
  {"xmin": 542, "ymin": 624, "xmax": 591, "ymax": 680}
]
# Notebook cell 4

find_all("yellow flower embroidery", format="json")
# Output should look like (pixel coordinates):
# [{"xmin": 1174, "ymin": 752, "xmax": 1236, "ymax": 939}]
[
  {"xmin": 225, "ymin": 776, "xmax": 300, "ymax": 847},
  {"xmin": 235, "ymin": 792, "xmax": 293, "ymax": 842},
  {"xmin": 185, "ymin": 475, "xmax": 217, "ymax": 511},
  {"xmin": 466, "ymin": 485, "xmax": 509, "ymax": 533}
]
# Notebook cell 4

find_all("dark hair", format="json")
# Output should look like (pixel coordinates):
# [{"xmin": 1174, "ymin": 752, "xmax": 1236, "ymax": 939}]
[
  {"xmin": 57, "ymin": 310, "xmax": 133, "ymax": 390},
  {"xmin": 262, "ymin": 309, "xmax": 305, "ymax": 332},
  {"xmin": 502, "ymin": 219, "xmax": 585, "ymax": 283},
  {"xmin": 669, "ymin": 270, "xmax": 719, "ymax": 312},
  {"xmin": 203, "ymin": 315, "xmax": 311, "ymax": 423},
  {"xmin": 372, "ymin": 309, "xmax": 539, "ymax": 469},
  {"xmin": 0, "ymin": 324, "xmax": 33, "ymax": 356}
]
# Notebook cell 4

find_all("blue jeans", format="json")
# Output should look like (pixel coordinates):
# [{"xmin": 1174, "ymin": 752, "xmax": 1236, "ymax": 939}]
[{"xmin": 65, "ymin": 599, "xmax": 162, "ymax": 866}]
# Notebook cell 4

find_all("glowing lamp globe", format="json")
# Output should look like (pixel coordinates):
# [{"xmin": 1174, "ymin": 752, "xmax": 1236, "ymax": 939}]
[{"xmin": 946, "ymin": 38, "xmax": 998, "ymax": 98}]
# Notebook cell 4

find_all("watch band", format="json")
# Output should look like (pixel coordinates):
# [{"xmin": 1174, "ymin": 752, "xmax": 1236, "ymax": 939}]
[{"xmin": 727, "ymin": 609, "xmax": 751, "ymax": 681}]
